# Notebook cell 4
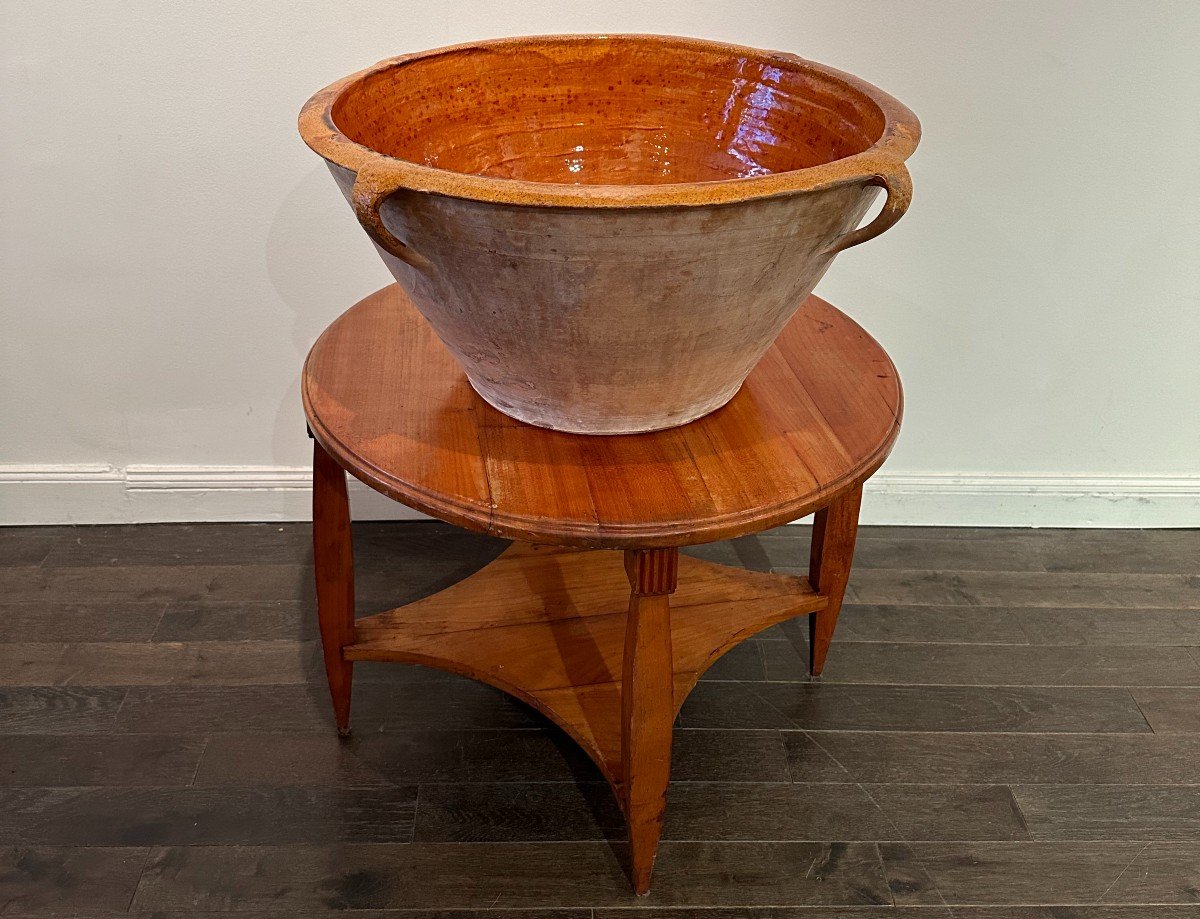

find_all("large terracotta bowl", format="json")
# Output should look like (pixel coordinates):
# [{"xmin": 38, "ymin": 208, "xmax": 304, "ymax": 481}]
[{"xmin": 300, "ymin": 34, "xmax": 919, "ymax": 434}]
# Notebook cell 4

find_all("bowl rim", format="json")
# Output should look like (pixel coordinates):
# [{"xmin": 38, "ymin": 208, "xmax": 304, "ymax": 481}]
[{"xmin": 298, "ymin": 33, "xmax": 921, "ymax": 208}]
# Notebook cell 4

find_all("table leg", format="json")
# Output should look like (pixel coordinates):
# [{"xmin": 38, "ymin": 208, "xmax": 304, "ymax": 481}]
[
  {"xmin": 313, "ymin": 439, "xmax": 355, "ymax": 736},
  {"xmin": 621, "ymin": 547, "xmax": 678, "ymax": 895},
  {"xmin": 808, "ymin": 484, "xmax": 863, "ymax": 677}
]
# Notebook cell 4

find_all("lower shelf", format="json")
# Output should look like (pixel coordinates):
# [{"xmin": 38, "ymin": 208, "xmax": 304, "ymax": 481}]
[{"xmin": 345, "ymin": 542, "xmax": 824, "ymax": 787}]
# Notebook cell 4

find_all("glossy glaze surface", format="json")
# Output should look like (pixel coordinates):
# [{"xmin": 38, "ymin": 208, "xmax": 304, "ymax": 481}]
[{"xmin": 331, "ymin": 39, "xmax": 885, "ymax": 186}]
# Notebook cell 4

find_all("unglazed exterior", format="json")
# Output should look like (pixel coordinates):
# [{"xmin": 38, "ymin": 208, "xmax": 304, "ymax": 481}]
[{"xmin": 299, "ymin": 34, "xmax": 920, "ymax": 433}]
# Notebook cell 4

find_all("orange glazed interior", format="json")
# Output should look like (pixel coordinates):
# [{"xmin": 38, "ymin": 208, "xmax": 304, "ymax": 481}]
[{"xmin": 330, "ymin": 37, "xmax": 888, "ymax": 186}]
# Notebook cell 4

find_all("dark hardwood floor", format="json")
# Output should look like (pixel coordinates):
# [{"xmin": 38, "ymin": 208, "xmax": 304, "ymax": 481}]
[{"xmin": 1, "ymin": 521, "xmax": 1199, "ymax": 916}]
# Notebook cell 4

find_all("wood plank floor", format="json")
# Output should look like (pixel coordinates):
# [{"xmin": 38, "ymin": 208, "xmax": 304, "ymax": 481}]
[{"xmin": 1, "ymin": 521, "xmax": 1198, "ymax": 917}]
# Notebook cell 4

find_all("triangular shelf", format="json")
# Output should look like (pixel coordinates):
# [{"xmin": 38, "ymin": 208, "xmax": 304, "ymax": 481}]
[{"xmin": 346, "ymin": 543, "xmax": 825, "ymax": 788}]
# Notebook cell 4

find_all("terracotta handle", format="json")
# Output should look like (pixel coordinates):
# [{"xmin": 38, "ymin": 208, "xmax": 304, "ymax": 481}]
[
  {"xmin": 826, "ymin": 163, "xmax": 912, "ymax": 255},
  {"xmin": 350, "ymin": 160, "xmax": 435, "ymax": 272}
]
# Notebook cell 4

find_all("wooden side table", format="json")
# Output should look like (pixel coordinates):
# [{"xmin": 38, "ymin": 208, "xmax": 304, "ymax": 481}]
[{"xmin": 302, "ymin": 283, "xmax": 902, "ymax": 894}]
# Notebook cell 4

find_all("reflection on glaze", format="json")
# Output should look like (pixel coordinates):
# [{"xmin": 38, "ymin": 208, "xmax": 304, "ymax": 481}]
[{"xmin": 333, "ymin": 39, "xmax": 884, "ymax": 186}]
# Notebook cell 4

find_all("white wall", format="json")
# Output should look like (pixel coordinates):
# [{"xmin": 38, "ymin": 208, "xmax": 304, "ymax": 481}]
[{"xmin": 2, "ymin": 1, "xmax": 1198, "ymax": 526}]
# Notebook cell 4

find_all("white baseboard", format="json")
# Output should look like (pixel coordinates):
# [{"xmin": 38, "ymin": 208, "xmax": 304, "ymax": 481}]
[
  {"xmin": 1, "ymin": 465, "xmax": 1197, "ymax": 528},
  {"xmin": 0, "ymin": 465, "xmax": 416, "ymax": 525},
  {"xmin": 859, "ymin": 473, "xmax": 1200, "ymax": 528}
]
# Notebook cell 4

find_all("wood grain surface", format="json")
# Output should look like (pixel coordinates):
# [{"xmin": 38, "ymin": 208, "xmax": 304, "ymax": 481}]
[
  {"xmin": 303, "ymin": 284, "xmax": 901, "ymax": 548},
  {"xmin": 344, "ymin": 542, "xmax": 823, "ymax": 788}
]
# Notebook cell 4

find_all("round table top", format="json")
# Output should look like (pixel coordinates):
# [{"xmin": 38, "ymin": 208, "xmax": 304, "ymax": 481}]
[{"xmin": 303, "ymin": 284, "xmax": 902, "ymax": 549}]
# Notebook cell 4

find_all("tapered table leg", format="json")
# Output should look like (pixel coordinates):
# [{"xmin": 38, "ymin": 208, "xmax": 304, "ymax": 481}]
[
  {"xmin": 313, "ymin": 439, "xmax": 355, "ymax": 736},
  {"xmin": 808, "ymin": 485, "xmax": 863, "ymax": 676},
  {"xmin": 621, "ymin": 547, "xmax": 678, "ymax": 895}
]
